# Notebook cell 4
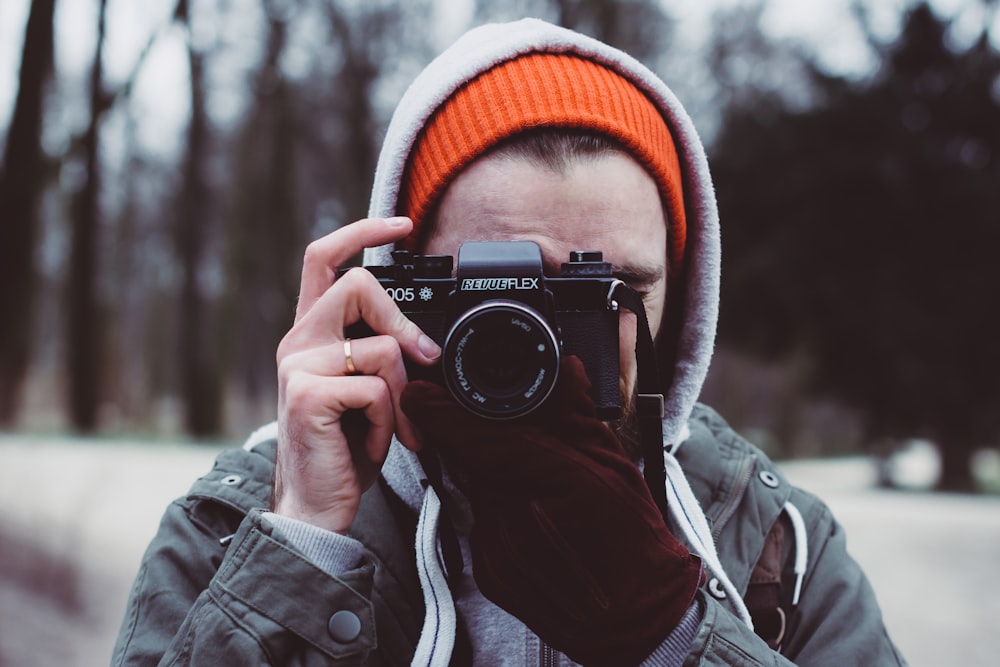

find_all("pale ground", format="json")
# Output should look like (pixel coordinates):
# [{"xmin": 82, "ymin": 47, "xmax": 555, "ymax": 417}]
[{"xmin": 0, "ymin": 434, "xmax": 997, "ymax": 666}]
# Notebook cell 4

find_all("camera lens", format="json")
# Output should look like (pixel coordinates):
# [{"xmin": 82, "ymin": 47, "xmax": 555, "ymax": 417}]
[{"xmin": 442, "ymin": 300, "xmax": 560, "ymax": 419}]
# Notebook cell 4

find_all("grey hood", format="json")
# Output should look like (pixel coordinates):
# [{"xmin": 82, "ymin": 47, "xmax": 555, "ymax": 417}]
[
  {"xmin": 351, "ymin": 22, "xmax": 764, "ymax": 665},
  {"xmin": 362, "ymin": 18, "xmax": 720, "ymax": 449}
]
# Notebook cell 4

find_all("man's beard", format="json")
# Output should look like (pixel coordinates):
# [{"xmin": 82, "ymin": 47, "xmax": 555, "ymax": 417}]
[{"xmin": 612, "ymin": 379, "xmax": 642, "ymax": 461}]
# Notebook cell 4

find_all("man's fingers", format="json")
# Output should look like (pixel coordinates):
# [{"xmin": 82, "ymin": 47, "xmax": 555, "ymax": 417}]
[
  {"xmin": 288, "ymin": 267, "xmax": 441, "ymax": 367},
  {"xmin": 335, "ymin": 336, "xmax": 424, "ymax": 449},
  {"xmin": 275, "ymin": 374, "xmax": 398, "ymax": 532},
  {"xmin": 279, "ymin": 335, "xmax": 425, "ymax": 450},
  {"xmin": 280, "ymin": 373, "xmax": 396, "ymax": 469},
  {"xmin": 296, "ymin": 216, "xmax": 413, "ymax": 320}
]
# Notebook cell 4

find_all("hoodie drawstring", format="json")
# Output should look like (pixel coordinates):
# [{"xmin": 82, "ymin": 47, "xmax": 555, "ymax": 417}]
[
  {"xmin": 783, "ymin": 500, "xmax": 809, "ymax": 606},
  {"xmin": 662, "ymin": 450, "xmax": 755, "ymax": 629},
  {"xmin": 413, "ymin": 484, "xmax": 456, "ymax": 667}
]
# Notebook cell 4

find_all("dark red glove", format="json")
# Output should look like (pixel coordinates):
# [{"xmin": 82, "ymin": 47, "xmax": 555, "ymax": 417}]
[{"xmin": 401, "ymin": 356, "xmax": 702, "ymax": 666}]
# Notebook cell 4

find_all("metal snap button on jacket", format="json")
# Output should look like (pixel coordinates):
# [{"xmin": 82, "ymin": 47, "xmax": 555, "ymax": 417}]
[
  {"xmin": 327, "ymin": 610, "xmax": 362, "ymax": 643},
  {"xmin": 758, "ymin": 470, "xmax": 780, "ymax": 488}
]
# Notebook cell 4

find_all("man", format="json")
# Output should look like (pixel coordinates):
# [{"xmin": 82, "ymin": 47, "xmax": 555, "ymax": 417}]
[{"xmin": 112, "ymin": 19, "xmax": 907, "ymax": 666}]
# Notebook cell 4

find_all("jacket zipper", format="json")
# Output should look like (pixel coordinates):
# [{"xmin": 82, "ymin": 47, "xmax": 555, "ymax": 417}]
[
  {"xmin": 711, "ymin": 453, "xmax": 755, "ymax": 540},
  {"xmin": 541, "ymin": 642, "xmax": 556, "ymax": 667}
]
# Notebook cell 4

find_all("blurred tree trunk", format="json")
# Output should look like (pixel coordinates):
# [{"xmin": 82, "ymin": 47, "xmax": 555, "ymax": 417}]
[
  {"xmin": 110, "ymin": 114, "xmax": 152, "ymax": 426},
  {"xmin": 937, "ymin": 440, "xmax": 974, "ymax": 492},
  {"xmin": 175, "ymin": 0, "xmax": 223, "ymax": 436},
  {"xmin": 936, "ymin": 423, "xmax": 977, "ymax": 492},
  {"xmin": 327, "ymin": 5, "xmax": 380, "ymax": 223},
  {"xmin": 0, "ymin": 0, "xmax": 56, "ymax": 424},
  {"xmin": 223, "ymin": 4, "xmax": 299, "ymax": 410},
  {"xmin": 67, "ymin": 0, "xmax": 109, "ymax": 432}
]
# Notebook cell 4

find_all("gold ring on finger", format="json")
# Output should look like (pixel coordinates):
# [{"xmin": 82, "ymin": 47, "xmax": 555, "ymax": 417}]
[{"xmin": 344, "ymin": 338, "xmax": 360, "ymax": 375}]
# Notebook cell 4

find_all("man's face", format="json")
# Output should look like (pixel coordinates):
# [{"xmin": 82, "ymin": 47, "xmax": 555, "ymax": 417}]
[{"xmin": 423, "ymin": 149, "xmax": 668, "ymax": 429}]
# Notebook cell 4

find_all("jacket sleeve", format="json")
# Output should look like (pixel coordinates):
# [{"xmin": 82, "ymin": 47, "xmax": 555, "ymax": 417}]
[
  {"xmin": 110, "ymin": 449, "xmax": 381, "ymax": 667},
  {"xmin": 680, "ymin": 487, "xmax": 908, "ymax": 667}
]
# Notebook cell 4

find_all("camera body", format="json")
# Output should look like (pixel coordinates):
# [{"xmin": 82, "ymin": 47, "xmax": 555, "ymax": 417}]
[{"xmin": 349, "ymin": 240, "xmax": 622, "ymax": 420}]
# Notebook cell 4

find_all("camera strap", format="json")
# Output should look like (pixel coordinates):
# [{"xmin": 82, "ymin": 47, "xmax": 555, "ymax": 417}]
[{"xmin": 610, "ymin": 283, "xmax": 670, "ymax": 524}]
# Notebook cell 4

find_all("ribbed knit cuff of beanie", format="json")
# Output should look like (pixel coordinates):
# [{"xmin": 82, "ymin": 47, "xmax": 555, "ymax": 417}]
[{"xmin": 397, "ymin": 52, "xmax": 687, "ymax": 280}]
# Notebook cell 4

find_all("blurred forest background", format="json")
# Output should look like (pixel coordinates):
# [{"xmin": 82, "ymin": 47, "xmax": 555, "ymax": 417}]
[{"xmin": 1, "ymin": 0, "xmax": 998, "ymax": 492}]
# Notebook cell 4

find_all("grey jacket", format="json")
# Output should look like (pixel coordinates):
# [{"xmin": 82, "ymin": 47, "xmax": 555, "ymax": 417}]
[{"xmin": 111, "ymin": 403, "xmax": 906, "ymax": 666}]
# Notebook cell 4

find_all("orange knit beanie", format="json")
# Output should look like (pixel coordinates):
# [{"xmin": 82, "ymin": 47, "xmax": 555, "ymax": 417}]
[{"xmin": 398, "ymin": 52, "xmax": 686, "ymax": 274}]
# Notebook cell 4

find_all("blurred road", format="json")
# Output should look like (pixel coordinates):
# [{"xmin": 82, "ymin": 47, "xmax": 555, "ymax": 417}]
[{"xmin": 1, "ymin": 434, "xmax": 997, "ymax": 666}]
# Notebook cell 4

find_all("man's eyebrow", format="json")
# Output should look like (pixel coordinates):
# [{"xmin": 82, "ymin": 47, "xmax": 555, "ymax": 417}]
[
  {"xmin": 612, "ymin": 263, "xmax": 664, "ymax": 287},
  {"xmin": 542, "ymin": 258, "xmax": 664, "ymax": 286}
]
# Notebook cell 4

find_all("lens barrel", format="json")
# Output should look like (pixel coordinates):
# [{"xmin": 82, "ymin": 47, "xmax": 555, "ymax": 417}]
[{"xmin": 442, "ymin": 300, "xmax": 560, "ymax": 419}]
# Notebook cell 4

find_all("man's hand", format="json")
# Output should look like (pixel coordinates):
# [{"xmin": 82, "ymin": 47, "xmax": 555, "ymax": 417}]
[
  {"xmin": 273, "ymin": 217, "xmax": 441, "ymax": 534},
  {"xmin": 401, "ymin": 357, "xmax": 702, "ymax": 666}
]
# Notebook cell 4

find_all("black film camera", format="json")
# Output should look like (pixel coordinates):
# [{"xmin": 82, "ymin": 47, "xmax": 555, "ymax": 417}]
[{"xmin": 348, "ymin": 241, "xmax": 623, "ymax": 420}]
